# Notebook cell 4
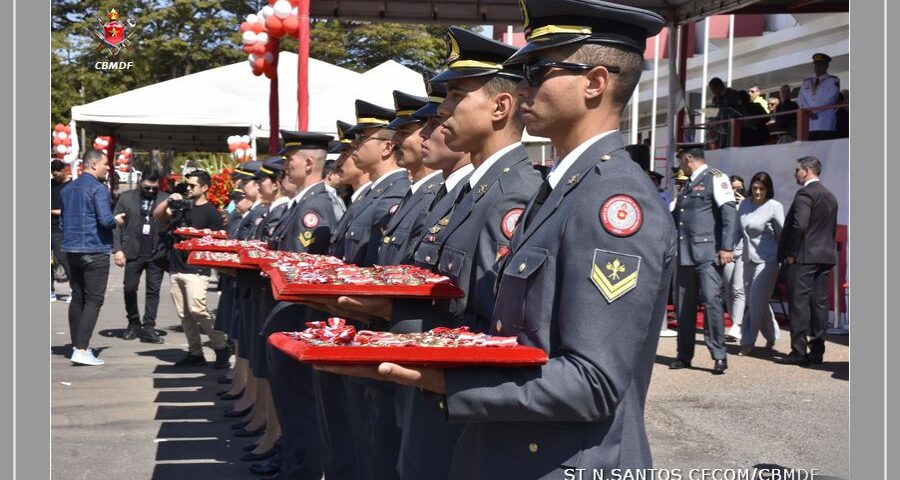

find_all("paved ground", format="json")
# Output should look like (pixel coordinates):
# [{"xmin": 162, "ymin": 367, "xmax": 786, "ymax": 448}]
[{"xmin": 51, "ymin": 262, "xmax": 849, "ymax": 480}]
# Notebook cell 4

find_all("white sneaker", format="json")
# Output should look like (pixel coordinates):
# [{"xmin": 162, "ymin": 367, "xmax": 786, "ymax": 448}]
[
  {"xmin": 65, "ymin": 295, "xmax": 72, "ymax": 304},
  {"xmin": 50, "ymin": 292, "xmax": 57, "ymax": 302},
  {"xmin": 71, "ymin": 348, "xmax": 105, "ymax": 366},
  {"xmin": 727, "ymin": 324, "xmax": 742, "ymax": 339},
  {"xmin": 659, "ymin": 329, "xmax": 678, "ymax": 338}
]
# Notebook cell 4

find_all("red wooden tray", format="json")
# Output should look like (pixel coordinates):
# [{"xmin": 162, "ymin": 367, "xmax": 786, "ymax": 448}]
[
  {"xmin": 268, "ymin": 332, "xmax": 548, "ymax": 367},
  {"xmin": 267, "ymin": 267, "xmax": 465, "ymax": 300},
  {"xmin": 187, "ymin": 251, "xmax": 259, "ymax": 270},
  {"xmin": 238, "ymin": 247, "xmax": 283, "ymax": 266},
  {"xmin": 174, "ymin": 239, "xmax": 235, "ymax": 252},
  {"xmin": 174, "ymin": 227, "xmax": 228, "ymax": 239}
]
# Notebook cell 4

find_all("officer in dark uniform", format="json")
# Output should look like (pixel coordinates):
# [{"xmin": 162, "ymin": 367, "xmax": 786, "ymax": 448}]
[
  {"xmin": 257, "ymin": 131, "xmax": 336, "ymax": 480},
  {"xmin": 670, "ymin": 147, "xmax": 738, "ymax": 374},
  {"xmin": 317, "ymin": 2, "xmax": 675, "ymax": 478},
  {"xmin": 379, "ymin": 90, "xmax": 443, "ymax": 266},
  {"xmin": 314, "ymin": 27, "xmax": 542, "ymax": 480}
]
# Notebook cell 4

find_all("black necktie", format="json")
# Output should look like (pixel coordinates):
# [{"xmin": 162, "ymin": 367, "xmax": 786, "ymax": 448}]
[
  {"xmin": 523, "ymin": 180, "xmax": 552, "ymax": 231},
  {"xmin": 428, "ymin": 184, "xmax": 448, "ymax": 210}
]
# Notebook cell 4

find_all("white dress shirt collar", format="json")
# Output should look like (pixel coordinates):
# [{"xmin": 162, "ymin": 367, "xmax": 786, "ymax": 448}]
[
  {"xmin": 547, "ymin": 131, "xmax": 617, "ymax": 189},
  {"xmin": 351, "ymin": 181, "xmax": 372, "ymax": 203},
  {"xmin": 444, "ymin": 164, "xmax": 474, "ymax": 192},
  {"xmin": 803, "ymin": 178, "xmax": 820, "ymax": 187},
  {"xmin": 469, "ymin": 142, "xmax": 522, "ymax": 188},
  {"xmin": 410, "ymin": 170, "xmax": 443, "ymax": 195},
  {"xmin": 690, "ymin": 163, "xmax": 709, "ymax": 183},
  {"xmin": 269, "ymin": 195, "xmax": 289, "ymax": 210},
  {"xmin": 370, "ymin": 168, "xmax": 408, "ymax": 191}
]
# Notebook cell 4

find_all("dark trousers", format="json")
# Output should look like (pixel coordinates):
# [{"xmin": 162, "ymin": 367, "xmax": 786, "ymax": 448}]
[
  {"xmin": 66, "ymin": 253, "xmax": 111, "ymax": 349},
  {"xmin": 123, "ymin": 255, "xmax": 167, "ymax": 328},
  {"xmin": 787, "ymin": 263, "xmax": 832, "ymax": 357},
  {"xmin": 51, "ymin": 227, "xmax": 70, "ymax": 292},
  {"xmin": 676, "ymin": 262, "xmax": 727, "ymax": 361}
]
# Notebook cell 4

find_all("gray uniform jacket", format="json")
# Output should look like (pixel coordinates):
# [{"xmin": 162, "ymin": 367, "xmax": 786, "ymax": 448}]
[
  {"xmin": 377, "ymin": 175, "xmax": 442, "ymax": 266},
  {"xmin": 330, "ymin": 184, "xmax": 372, "ymax": 261},
  {"xmin": 443, "ymin": 135, "xmax": 677, "ymax": 479},
  {"xmin": 236, "ymin": 203, "xmax": 268, "ymax": 241},
  {"xmin": 673, "ymin": 168, "xmax": 738, "ymax": 266},
  {"xmin": 394, "ymin": 145, "xmax": 541, "ymax": 333},
  {"xmin": 343, "ymin": 170, "xmax": 411, "ymax": 267},
  {"xmin": 271, "ymin": 182, "xmax": 336, "ymax": 254}
]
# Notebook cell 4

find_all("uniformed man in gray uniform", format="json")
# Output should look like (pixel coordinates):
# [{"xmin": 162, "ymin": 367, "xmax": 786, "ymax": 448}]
[
  {"xmin": 259, "ymin": 131, "xmax": 338, "ymax": 480},
  {"xmin": 669, "ymin": 147, "xmax": 738, "ymax": 374},
  {"xmin": 317, "ymin": 1, "xmax": 675, "ymax": 478},
  {"xmin": 313, "ymin": 27, "xmax": 541, "ymax": 480}
]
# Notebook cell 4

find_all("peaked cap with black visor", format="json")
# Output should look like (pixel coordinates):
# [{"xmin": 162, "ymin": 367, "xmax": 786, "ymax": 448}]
[
  {"xmin": 231, "ymin": 160, "xmax": 263, "ymax": 181},
  {"xmin": 504, "ymin": 0, "xmax": 666, "ymax": 66},
  {"xmin": 277, "ymin": 129, "xmax": 334, "ymax": 156},
  {"xmin": 413, "ymin": 81, "xmax": 447, "ymax": 119},
  {"xmin": 345, "ymin": 100, "xmax": 396, "ymax": 135},
  {"xmin": 328, "ymin": 120, "xmax": 354, "ymax": 154},
  {"xmin": 387, "ymin": 91, "xmax": 429, "ymax": 129},
  {"xmin": 255, "ymin": 156, "xmax": 285, "ymax": 180},
  {"xmin": 430, "ymin": 27, "xmax": 524, "ymax": 83}
]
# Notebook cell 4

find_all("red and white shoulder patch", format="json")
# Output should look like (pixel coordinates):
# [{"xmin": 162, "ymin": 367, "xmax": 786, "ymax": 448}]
[
  {"xmin": 599, "ymin": 194, "xmax": 643, "ymax": 237},
  {"xmin": 302, "ymin": 212, "xmax": 319, "ymax": 229},
  {"xmin": 501, "ymin": 208, "xmax": 524, "ymax": 239}
]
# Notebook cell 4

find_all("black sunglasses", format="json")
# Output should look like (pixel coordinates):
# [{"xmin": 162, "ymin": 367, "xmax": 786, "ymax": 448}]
[
  {"xmin": 142, "ymin": 185, "xmax": 159, "ymax": 191},
  {"xmin": 523, "ymin": 59, "xmax": 620, "ymax": 87}
]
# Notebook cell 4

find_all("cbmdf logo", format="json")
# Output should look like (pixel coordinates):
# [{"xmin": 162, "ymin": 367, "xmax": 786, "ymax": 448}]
[{"xmin": 91, "ymin": 8, "xmax": 136, "ymax": 70}]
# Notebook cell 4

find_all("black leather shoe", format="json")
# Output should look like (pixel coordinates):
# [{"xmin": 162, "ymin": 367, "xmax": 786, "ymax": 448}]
[
  {"xmin": 220, "ymin": 390, "xmax": 244, "ymax": 401},
  {"xmin": 231, "ymin": 420, "xmax": 250, "ymax": 430},
  {"xmin": 712, "ymin": 359, "xmax": 727, "ymax": 375},
  {"xmin": 173, "ymin": 354, "xmax": 207, "ymax": 366},
  {"xmin": 249, "ymin": 458, "xmax": 281, "ymax": 476},
  {"xmin": 214, "ymin": 347, "xmax": 231, "ymax": 369},
  {"xmin": 234, "ymin": 426, "xmax": 265, "ymax": 437},
  {"xmin": 669, "ymin": 359, "xmax": 691, "ymax": 370},
  {"xmin": 241, "ymin": 448, "xmax": 276, "ymax": 462},
  {"xmin": 217, "ymin": 375, "xmax": 233, "ymax": 385},
  {"xmin": 242, "ymin": 442, "xmax": 259, "ymax": 452},
  {"xmin": 807, "ymin": 353, "xmax": 824, "ymax": 365},
  {"xmin": 123, "ymin": 324, "xmax": 139, "ymax": 340},
  {"xmin": 776, "ymin": 353, "xmax": 810, "ymax": 365},
  {"xmin": 224, "ymin": 406, "xmax": 251, "ymax": 418},
  {"xmin": 139, "ymin": 327, "xmax": 164, "ymax": 344}
]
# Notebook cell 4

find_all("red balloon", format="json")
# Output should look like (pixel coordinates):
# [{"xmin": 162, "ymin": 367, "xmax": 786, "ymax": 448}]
[
  {"xmin": 252, "ymin": 67, "xmax": 263, "ymax": 76},
  {"xmin": 228, "ymin": 144, "xmax": 238, "ymax": 152},
  {"xmin": 63, "ymin": 125, "xmax": 71, "ymax": 134},
  {"xmin": 239, "ymin": 22, "xmax": 250, "ymax": 32},
  {"xmin": 250, "ymin": 22, "xmax": 264, "ymax": 34},
  {"xmin": 253, "ymin": 43, "xmax": 267, "ymax": 55},
  {"xmin": 253, "ymin": 58, "xmax": 266, "ymax": 70},
  {"xmin": 243, "ymin": 44, "xmax": 254, "ymax": 54},
  {"xmin": 52, "ymin": 137, "xmax": 61, "ymax": 145},
  {"xmin": 54, "ymin": 124, "xmax": 64, "ymax": 132},
  {"xmin": 265, "ymin": 15, "xmax": 285, "ymax": 37},
  {"xmin": 264, "ymin": 67, "xmax": 275, "ymax": 79},
  {"xmin": 63, "ymin": 138, "xmax": 71, "ymax": 146},
  {"xmin": 269, "ymin": 0, "xmax": 277, "ymax": 5},
  {"xmin": 283, "ymin": 16, "xmax": 300, "ymax": 37}
]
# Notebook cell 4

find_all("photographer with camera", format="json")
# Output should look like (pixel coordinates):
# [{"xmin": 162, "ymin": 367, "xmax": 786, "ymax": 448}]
[
  {"xmin": 112, "ymin": 169, "xmax": 169, "ymax": 344},
  {"xmin": 153, "ymin": 170, "xmax": 229, "ymax": 367}
]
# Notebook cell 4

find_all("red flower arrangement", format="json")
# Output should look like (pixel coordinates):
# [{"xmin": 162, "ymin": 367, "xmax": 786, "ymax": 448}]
[{"xmin": 207, "ymin": 167, "xmax": 234, "ymax": 208}]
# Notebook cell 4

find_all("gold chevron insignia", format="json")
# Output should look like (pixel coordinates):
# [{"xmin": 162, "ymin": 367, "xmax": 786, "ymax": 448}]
[
  {"xmin": 590, "ymin": 249, "xmax": 640, "ymax": 303},
  {"xmin": 448, "ymin": 33, "xmax": 461, "ymax": 62},
  {"xmin": 299, "ymin": 230, "xmax": 314, "ymax": 247}
]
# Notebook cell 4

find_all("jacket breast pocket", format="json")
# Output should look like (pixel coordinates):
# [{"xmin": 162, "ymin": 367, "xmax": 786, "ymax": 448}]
[
  {"xmin": 438, "ymin": 245, "xmax": 467, "ymax": 285},
  {"xmin": 413, "ymin": 240, "xmax": 440, "ymax": 269},
  {"xmin": 497, "ymin": 246, "xmax": 549, "ymax": 332}
]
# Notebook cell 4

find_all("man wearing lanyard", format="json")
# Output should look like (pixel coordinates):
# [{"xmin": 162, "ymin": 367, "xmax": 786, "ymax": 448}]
[{"xmin": 113, "ymin": 169, "xmax": 169, "ymax": 344}]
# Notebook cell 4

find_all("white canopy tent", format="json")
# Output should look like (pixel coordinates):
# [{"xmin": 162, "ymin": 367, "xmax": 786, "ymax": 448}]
[{"xmin": 71, "ymin": 54, "xmax": 427, "ymax": 152}]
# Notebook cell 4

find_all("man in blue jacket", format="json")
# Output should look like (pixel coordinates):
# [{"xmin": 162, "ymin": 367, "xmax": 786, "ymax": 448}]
[{"xmin": 61, "ymin": 149, "xmax": 125, "ymax": 366}]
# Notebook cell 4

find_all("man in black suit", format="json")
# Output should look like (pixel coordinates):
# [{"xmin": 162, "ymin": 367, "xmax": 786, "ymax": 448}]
[
  {"xmin": 112, "ymin": 169, "xmax": 169, "ymax": 343},
  {"xmin": 777, "ymin": 156, "xmax": 838, "ymax": 365}
]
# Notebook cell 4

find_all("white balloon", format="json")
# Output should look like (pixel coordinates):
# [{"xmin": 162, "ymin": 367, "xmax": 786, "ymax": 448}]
[
  {"xmin": 234, "ymin": 148, "xmax": 245, "ymax": 159},
  {"xmin": 256, "ymin": 32, "xmax": 269, "ymax": 44},
  {"xmin": 246, "ymin": 14, "xmax": 259, "ymax": 24},
  {"xmin": 292, "ymin": 7, "xmax": 298, "ymax": 16},
  {"xmin": 241, "ymin": 135, "xmax": 251, "ymax": 144},
  {"xmin": 242, "ymin": 30, "xmax": 257, "ymax": 45},
  {"xmin": 248, "ymin": 54, "xmax": 257, "ymax": 66},
  {"xmin": 58, "ymin": 132, "xmax": 68, "ymax": 140},
  {"xmin": 125, "ymin": 148, "xmax": 133, "ymax": 154},
  {"xmin": 56, "ymin": 144, "xmax": 67, "ymax": 154},
  {"xmin": 261, "ymin": 6, "xmax": 274, "ymax": 19},
  {"xmin": 263, "ymin": 52, "xmax": 274, "ymax": 64},
  {"xmin": 274, "ymin": 0, "xmax": 292, "ymax": 19}
]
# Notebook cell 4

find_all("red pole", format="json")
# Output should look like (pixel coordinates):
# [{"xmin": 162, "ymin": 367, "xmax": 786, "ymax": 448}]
[
  {"xmin": 297, "ymin": 0, "xmax": 310, "ymax": 131},
  {"xmin": 676, "ymin": 24, "xmax": 689, "ymax": 143},
  {"xmin": 268, "ymin": 39, "xmax": 281, "ymax": 156}
]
